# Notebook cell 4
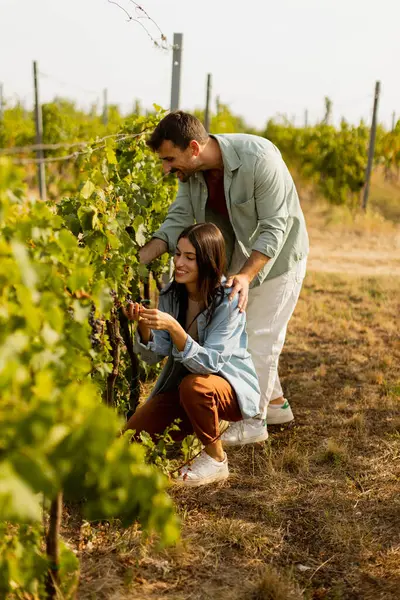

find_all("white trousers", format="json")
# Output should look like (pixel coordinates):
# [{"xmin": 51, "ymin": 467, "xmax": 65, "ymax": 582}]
[{"xmin": 246, "ymin": 258, "xmax": 307, "ymax": 418}]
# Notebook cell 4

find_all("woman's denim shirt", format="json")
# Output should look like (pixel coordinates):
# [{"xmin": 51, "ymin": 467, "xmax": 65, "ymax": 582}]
[{"xmin": 134, "ymin": 283, "xmax": 260, "ymax": 419}]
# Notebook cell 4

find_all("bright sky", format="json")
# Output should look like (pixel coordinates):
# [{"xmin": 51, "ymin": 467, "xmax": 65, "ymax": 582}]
[{"xmin": 1, "ymin": 0, "xmax": 399, "ymax": 128}]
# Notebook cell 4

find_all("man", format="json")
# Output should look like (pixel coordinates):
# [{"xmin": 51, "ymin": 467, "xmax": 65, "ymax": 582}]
[{"xmin": 139, "ymin": 111, "xmax": 309, "ymax": 445}]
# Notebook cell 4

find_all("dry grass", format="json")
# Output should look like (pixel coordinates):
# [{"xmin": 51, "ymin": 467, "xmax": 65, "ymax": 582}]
[
  {"xmin": 243, "ymin": 566, "xmax": 303, "ymax": 600},
  {"xmin": 67, "ymin": 268, "xmax": 400, "ymax": 600}
]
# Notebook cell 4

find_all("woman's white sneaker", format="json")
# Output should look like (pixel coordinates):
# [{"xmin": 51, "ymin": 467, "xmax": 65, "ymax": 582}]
[
  {"xmin": 266, "ymin": 399, "xmax": 294, "ymax": 425},
  {"xmin": 176, "ymin": 450, "xmax": 229, "ymax": 486},
  {"xmin": 220, "ymin": 418, "xmax": 268, "ymax": 446}
]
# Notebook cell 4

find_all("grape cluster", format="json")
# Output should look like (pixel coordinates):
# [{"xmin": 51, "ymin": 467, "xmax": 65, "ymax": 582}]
[{"xmin": 89, "ymin": 306, "xmax": 103, "ymax": 349}]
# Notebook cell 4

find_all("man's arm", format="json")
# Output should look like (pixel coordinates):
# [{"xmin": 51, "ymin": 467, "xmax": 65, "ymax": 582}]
[
  {"xmin": 226, "ymin": 251, "xmax": 270, "ymax": 312},
  {"xmin": 141, "ymin": 181, "xmax": 195, "ymax": 264},
  {"xmin": 239, "ymin": 251, "xmax": 270, "ymax": 283},
  {"xmin": 139, "ymin": 238, "xmax": 168, "ymax": 265}
]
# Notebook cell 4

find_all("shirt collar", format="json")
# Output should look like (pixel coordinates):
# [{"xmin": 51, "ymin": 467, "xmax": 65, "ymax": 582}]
[
  {"xmin": 194, "ymin": 134, "xmax": 241, "ymax": 180},
  {"xmin": 210, "ymin": 134, "xmax": 242, "ymax": 172}
]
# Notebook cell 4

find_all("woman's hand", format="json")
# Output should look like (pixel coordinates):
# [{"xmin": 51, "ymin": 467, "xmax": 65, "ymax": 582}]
[
  {"xmin": 122, "ymin": 302, "xmax": 143, "ymax": 322},
  {"xmin": 123, "ymin": 304, "xmax": 187, "ymax": 351},
  {"xmin": 140, "ymin": 308, "xmax": 188, "ymax": 352},
  {"xmin": 122, "ymin": 302, "xmax": 152, "ymax": 344},
  {"xmin": 139, "ymin": 308, "xmax": 177, "ymax": 332}
]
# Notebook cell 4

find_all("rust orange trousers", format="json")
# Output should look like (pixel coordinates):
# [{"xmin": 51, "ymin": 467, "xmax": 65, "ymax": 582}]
[{"xmin": 125, "ymin": 373, "xmax": 242, "ymax": 445}]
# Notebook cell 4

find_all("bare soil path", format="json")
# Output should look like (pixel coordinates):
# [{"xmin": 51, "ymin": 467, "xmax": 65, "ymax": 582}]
[{"xmin": 308, "ymin": 226, "xmax": 400, "ymax": 276}]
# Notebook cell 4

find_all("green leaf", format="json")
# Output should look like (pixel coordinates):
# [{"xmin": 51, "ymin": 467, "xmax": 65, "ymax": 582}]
[
  {"xmin": 12, "ymin": 453, "xmax": 56, "ymax": 498},
  {"xmin": 80, "ymin": 180, "xmax": 96, "ymax": 200},
  {"xmin": 57, "ymin": 228, "xmax": 78, "ymax": 252},
  {"xmin": 67, "ymin": 267, "xmax": 93, "ymax": 292},
  {"xmin": 63, "ymin": 214, "xmax": 81, "ymax": 236},
  {"xmin": 32, "ymin": 370, "xmax": 54, "ymax": 400},
  {"xmin": 92, "ymin": 283, "xmax": 113, "ymax": 314},
  {"xmin": 106, "ymin": 230, "xmax": 121, "ymax": 250},
  {"xmin": 14, "ymin": 285, "xmax": 42, "ymax": 332},
  {"xmin": 133, "ymin": 214, "xmax": 144, "ymax": 229},
  {"xmin": 0, "ymin": 462, "xmax": 42, "ymax": 522},
  {"xmin": 116, "ymin": 210, "xmax": 131, "ymax": 228},
  {"xmin": 59, "ymin": 540, "xmax": 80, "ymax": 597},
  {"xmin": 41, "ymin": 323, "xmax": 60, "ymax": 346},
  {"xmin": 85, "ymin": 231, "xmax": 107, "ymax": 254},
  {"xmin": 106, "ymin": 146, "xmax": 117, "ymax": 165},
  {"xmin": 135, "ymin": 223, "xmax": 147, "ymax": 246},
  {"xmin": 11, "ymin": 242, "xmax": 37, "ymax": 294},
  {"xmin": 138, "ymin": 263, "xmax": 149, "ymax": 279},
  {"xmin": 77, "ymin": 205, "xmax": 99, "ymax": 231},
  {"xmin": 68, "ymin": 322, "xmax": 90, "ymax": 351},
  {"xmin": 72, "ymin": 300, "xmax": 91, "ymax": 324}
]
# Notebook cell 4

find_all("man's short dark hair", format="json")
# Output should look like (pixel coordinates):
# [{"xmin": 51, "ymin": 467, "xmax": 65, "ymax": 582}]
[{"xmin": 147, "ymin": 111, "xmax": 209, "ymax": 152}]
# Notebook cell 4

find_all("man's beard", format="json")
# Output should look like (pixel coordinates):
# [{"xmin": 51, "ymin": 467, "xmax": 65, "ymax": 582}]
[{"xmin": 170, "ymin": 168, "xmax": 192, "ymax": 183}]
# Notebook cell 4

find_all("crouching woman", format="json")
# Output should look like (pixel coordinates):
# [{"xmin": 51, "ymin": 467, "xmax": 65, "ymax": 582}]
[{"xmin": 124, "ymin": 223, "xmax": 261, "ymax": 486}]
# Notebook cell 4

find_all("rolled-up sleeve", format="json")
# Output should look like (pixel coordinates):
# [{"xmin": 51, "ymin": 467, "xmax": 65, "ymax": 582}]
[
  {"xmin": 171, "ymin": 295, "xmax": 245, "ymax": 374},
  {"xmin": 252, "ymin": 152, "xmax": 288, "ymax": 258},
  {"xmin": 133, "ymin": 329, "xmax": 171, "ymax": 365},
  {"xmin": 153, "ymin": 182, "xmax": 195, "ymax": 253}
]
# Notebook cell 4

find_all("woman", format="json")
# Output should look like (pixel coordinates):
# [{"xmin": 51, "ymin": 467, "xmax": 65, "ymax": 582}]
[{"xmin": 124, "ymin": 223, "xmax": 262, "ymax": 486}]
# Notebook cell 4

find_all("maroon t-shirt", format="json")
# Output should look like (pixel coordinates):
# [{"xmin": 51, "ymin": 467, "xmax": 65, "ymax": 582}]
[{"xmin": 203, "ymin": 169, "xmax": 229, "ymax": 217}]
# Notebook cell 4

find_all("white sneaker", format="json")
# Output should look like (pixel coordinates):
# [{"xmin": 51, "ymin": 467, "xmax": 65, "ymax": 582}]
[
  {"xmin": 266, "ymin": 399, "xmax": 294, "ymax": 425},
  {"xmin": 220, "ymin": 418, "xmax": 269, "ymax": 447},
  {"xmin": 176, "ymin": 450, "xmax": 229, "ymax": 486}
]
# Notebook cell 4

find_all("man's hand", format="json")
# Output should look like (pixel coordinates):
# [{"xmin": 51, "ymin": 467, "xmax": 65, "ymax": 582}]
[
  {"xmin": 226, "ymin": 251, "xmax": 270, "ymax": 312},
  {"xmin": 225, "ymin": 273, "xmax": 251, "ymax": 313}
]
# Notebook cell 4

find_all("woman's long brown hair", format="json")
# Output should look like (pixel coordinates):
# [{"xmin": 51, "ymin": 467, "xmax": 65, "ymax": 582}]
[{"xmin": 163, "ymin": 223, "xmax": 226, "ymax": 328}]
